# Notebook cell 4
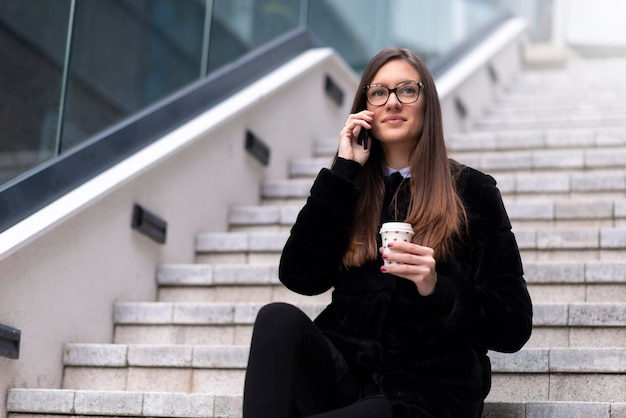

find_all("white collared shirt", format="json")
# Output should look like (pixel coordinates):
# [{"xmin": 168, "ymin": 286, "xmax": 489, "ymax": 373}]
[{"xmin": 384, "ymin": 166, "xmax": 411, "ymax": 178}]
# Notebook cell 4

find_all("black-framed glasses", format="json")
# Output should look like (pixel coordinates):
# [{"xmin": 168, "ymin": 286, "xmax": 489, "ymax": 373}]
[{"xmin": 364, "ymin": 81, "xmax": 424, "ymax": 106}]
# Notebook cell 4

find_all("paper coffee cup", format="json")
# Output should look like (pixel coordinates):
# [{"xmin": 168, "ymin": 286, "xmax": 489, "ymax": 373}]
[{"xmin": 380, "ymin": 222, "xmax": 414, "ymax": 266}]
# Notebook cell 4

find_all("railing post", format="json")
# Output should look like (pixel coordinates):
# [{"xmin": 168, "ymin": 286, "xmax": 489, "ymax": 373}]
[
  {"xmin": 54, "ymin": 0, "xmax": 77, "ymax": 156},
  {"xmin": 200, "ymin": 0, "xmax": 214, "ymax": 78}
]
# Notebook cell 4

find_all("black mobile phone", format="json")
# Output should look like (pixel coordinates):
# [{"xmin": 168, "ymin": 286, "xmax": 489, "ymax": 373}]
[{"xmin": 357, "ymin": 128, "xmax": 369, "ymax": 150}]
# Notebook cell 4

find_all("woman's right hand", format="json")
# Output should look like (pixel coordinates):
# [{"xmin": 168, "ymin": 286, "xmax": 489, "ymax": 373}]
[{"xmin": 338, "ymin": 110, "xmax": 374, "ymax": 166}]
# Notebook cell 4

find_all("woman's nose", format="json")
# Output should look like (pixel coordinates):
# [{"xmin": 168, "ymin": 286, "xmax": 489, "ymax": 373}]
[{"xmin": 386, "ymin": 91, "xmax": 402, "ymax": 108}]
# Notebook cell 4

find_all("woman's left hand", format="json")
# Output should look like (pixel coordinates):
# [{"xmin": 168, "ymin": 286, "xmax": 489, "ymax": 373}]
[{"xmin": 380, "ymin": 241, "xmax": 437, "ymax": 296}]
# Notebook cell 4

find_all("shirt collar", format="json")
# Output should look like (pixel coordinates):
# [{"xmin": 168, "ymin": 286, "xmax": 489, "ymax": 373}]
[{"xmin": 384, "ymin": 166, "xmax": 411, "ymax": 178}]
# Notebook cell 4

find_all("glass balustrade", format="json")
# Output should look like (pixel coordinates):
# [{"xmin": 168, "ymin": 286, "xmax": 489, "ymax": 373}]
[{"xmin": 0, "ymin": 0, "xmax": 534, "ymax": 187}]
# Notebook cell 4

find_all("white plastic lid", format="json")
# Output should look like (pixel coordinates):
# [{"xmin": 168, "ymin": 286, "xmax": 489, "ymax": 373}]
[{"xmin": 379, "ymin": 222, "xmax": 414, "ymax": 234}]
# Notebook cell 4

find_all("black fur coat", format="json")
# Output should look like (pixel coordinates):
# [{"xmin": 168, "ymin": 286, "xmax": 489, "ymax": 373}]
[{"xmin": 279, "ymin": 158, "xmax": 533, "ymax": 418}]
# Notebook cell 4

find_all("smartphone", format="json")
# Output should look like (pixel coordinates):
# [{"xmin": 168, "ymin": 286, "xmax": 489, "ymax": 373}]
[{"xmin": 357, "ymin": 128, "xmax": 369, "ymax": 150}]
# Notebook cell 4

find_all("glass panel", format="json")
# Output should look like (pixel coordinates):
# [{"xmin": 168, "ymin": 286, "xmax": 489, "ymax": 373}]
[
  {"xmin": 61, "ymin": 0, "xmax": 206, "ymax": 151},
  {"xmin": 0, "ymin": 0, "xmax": 528, "ymax": 193},
  {"xmin": 307, "ymin": 0, "xmax": 379, "ymax": 72},
  {"xmin": 207, "ymin": 0, "xmax": 303, "ymax": 74},
  {"xmin": 309, "ymin": 0, "xmax": 506, "ymax": 73},
  {"xmin": 0, "ymin": 0, "xmax": 70, "ymax": 183}
]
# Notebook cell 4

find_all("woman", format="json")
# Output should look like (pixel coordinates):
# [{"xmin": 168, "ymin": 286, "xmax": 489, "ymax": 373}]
[{"xmin": 242, "ymin": 47, "xmax": 533, "ymax": 418}]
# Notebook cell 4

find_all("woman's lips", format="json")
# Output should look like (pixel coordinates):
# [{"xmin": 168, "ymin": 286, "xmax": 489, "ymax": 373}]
[{"xmin": 382, "ymin": 116, "xmax": 406, "ymax": 124}]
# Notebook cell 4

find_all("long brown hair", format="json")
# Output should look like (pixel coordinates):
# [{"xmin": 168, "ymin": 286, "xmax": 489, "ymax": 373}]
[{"xmin": 341, "ymin": 48, "xmax": 466, "ymax": 267}]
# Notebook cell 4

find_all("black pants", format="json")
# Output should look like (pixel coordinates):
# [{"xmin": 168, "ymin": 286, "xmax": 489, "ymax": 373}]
[{"xmin": 242, "ymin": 302, "xmax": 392, "ymax": 418}]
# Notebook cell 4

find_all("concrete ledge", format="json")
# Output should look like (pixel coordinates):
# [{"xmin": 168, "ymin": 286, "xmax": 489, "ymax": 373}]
[
  {"xmin": 484, "ymin": 401, "xmax": 625, "ymax": 418},
  {"xmin": 195, "ymin": 232, "xmax": 289, "ymax": 253},
  {"xmin": 7, "ymin": 389, "xmax": 221, "ymax": 417},
  {"xmin": 533, "ymin": 302, "xmax": 626, "ymax": 326},
  {"xmin": 445, "ymin": 127, "xmax": 626, "ymax": 152},
  {"xmin": 113, "ymin": 301, "xmax": 626, "ymax": 328},
  {"xmin": 157, "ymin": 264, "xmax": 279, "ymax": 286},
  {"xmin": 489, "ymin": 348, "xmax": 626, "ymax": 373},
  {"xmin": 114, "ymin": 302, "xmax": 322, "ymax": 325},
  {"xmin": 156, "ymin": 260, "xmax": 626, "ymax": 286},
  {"xmin": 65, "ymin": 344, "xmax": 626, "ymax": 374},
  {"xmin": 262, "ymin": 171, "xmax": 626, "ymax": 199},
  {"xmin": 193, "ymin": 228, "xmax": 626, "ymax": 254},
  {"xmin": 225, "ymin": 199, "xmax": 626, "ymax": 226},
  {"xmin": 261, "ymin": 178, "xmax": 312, "ymax": 199},
  {"xmin": 8, "ymin": 389, "xmax": 626, "ymax": 417},
  {"xmin": 522, "ymin": 43, "xmax": 572, "ymax": 69}
]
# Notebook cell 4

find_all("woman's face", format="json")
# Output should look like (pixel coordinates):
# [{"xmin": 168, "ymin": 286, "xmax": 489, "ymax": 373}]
[{"xmin": 366, "ymin": 59, "xmax": 425, "ymax": 150}]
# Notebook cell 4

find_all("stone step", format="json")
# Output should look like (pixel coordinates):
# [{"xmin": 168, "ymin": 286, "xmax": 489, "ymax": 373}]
[
  {"xmin": 194, "ymin": 231, "xmax": 289, "ymax": 264},
  {"xmin": 453, "ymin": 147, "xmax": 626, "ymax": 174},
  {"xmin": 497, "ymin": 86, "xmax": 626, "ymax": 105},
  {"xmin": 493, "ymin": 171, "xmax": 626, "ymax": 200},
  {"xmin": 227, "ymin": 199, "xmax": 626, "ymax": 231},
  {"xmin": 477, "ymin": 108, "xmax": 626, "ymax": 126},
  {"xmin": 158, "ymin": 282, "xmax": 330, "ymax": 304},
  {"xmin": 228, "ymin": 205, "xmax": 301, "ymax": 230},
  {"xmin": 485, "ymin": 103, "xmax": 626, "ymax": 119},
  {"xmin": 111, "ymin": 301, "xmax": 626, "ymax": 331},
  {"xmin": 516, "ymin": 227, "xmax": 626, "ymax": 251},
  {"xmin": 157, "ymin": 263, "xmax": 280, "ymax": 286},
  {"xmin": 157, "ymin": 275, "xmax": 626, "ymax": 305},
  {"xmin": 493, "ymin": 92, "xmax": 626, "ymax": 108},
  {"xmin": 156, "ymin": 261, "xmax": 626, "ymax": 304},
  {"xmin": 62, "ymin": 343, "xmax": 626, "ymax": 374},
  {"xmin": 514, "ymin": 68, "xmax": 626, "ymax": 85},
  {"xmin": 447, "ymin": 128, "xmax": 626, "ymax": 153},
  {"xmin": 315, "ymin": 128, "xmax": 626, "ymax": 157},
  {"xmin": 488, "ymin": 372, "xmax": 626, "ymax": 404},
  {"xmin": 292, "ymin": 147, "xmax": 626, "ymax": 177},
  {"xmin": 194, "ymin": 227, "xmax": 626, "ymax": 265},
  {"xmin": 482, "ymin": 401, "xmax": 626, "ymax": 418},
  {"xmin": 504, "ymin": 200, "xmax": 626, "ymax": 228},
  {"xmin": 63, "ymin": 343, "xmax": 247, "ymax": 368},
  {"xmin": 112, "ymin": 301, "xmax": 626, "ymax": 349},
  {"xmin": 61, "ymin": 344, "xmax": 246, "ymax": 395},
  {"xmin": 262, "ymin": 171, "xmax": 626, "ymax": 201},
  {"xmin": 528, "ymin": 303, "xmax": 626, "ymax": 349},
  {"xmin": 158, "ymin": 261, "xmax": 626, "ymax": 286},
  {"xmin": 495, "ymin": 92, "xmax": 626, "ymax": 109},
  {"xmin": 113, "ymin": 302, "xmax": 323, "ymax": 327},
  {"xmin": 58, "ymin": 344, "xmax": 626, "ymax": 402},
  {"xmin": 155, "ymin": 263, "xmax": 311, "ymax": 304},
  {"xmin": 517, "ymin": 227, "xmax": 626, "ymax": 262},
  {"xmin": 525, "ymin": 261, "xmax": 626, "ymax": 304},
  {"xmin": 8, "ymin": 388, "xmax": 626, "ymax": 418},
  {"xmin": 473, "ymin": 115, "xmax": 626, "ymax": 132},
  {"xmin": 261, "ymin": 178, "xmax": 313, "ymax": 200},
  {"xmin": 49, "ymin": 340, "xmax": 626, "ymax": 408},
  {"xmin": 6, "ymin": 389, "xmax": 238, "ymax": 417},
  {"xmin": 158, "ymin": 283, "xmax": 330, "ymax": 304}
]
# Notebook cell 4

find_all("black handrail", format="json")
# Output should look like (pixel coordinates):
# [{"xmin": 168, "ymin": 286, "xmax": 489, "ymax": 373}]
[{"xmin": 0, "ymin": 27, "xmax": 319, "ymax": 234}]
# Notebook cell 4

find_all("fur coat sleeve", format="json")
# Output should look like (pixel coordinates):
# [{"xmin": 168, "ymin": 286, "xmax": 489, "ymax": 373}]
[
  {"xmin": 430, "ymin": 166, "xmax": 533, "ymax": 353},
  {"xmin": 279, "ymin": 161, "xmax": 361, "ymax": 295}
]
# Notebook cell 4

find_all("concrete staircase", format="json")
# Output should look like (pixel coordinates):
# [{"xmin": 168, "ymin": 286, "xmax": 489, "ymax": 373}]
[{"xmin": 8, "ymin": 57, "xmax": 626, "ymax": 417}]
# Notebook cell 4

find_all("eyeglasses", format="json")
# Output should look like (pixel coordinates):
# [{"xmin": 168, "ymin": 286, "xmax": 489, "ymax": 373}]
[{"xmin": 364, "ymin": 81, "xmax": 424, "ymax": 106}]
